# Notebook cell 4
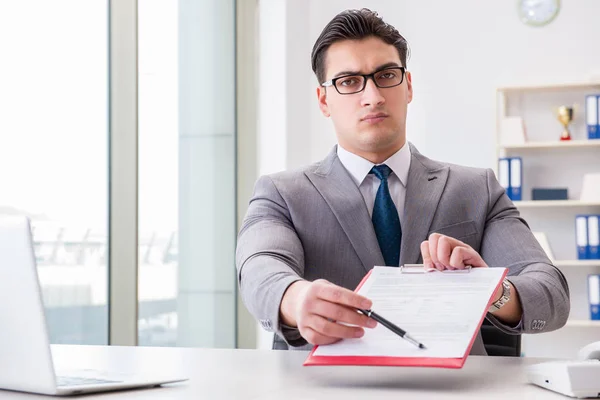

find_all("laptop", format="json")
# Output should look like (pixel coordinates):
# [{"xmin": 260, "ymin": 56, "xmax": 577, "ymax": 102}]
[{"xmin": 0, "ymin": 216, "xmax": 187, "ymax": 395}]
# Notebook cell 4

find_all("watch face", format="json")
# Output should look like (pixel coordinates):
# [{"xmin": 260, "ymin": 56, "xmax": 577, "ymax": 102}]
[{"xmin": 518, "ymin": 0, "xmax": 560, "ymax": 26}]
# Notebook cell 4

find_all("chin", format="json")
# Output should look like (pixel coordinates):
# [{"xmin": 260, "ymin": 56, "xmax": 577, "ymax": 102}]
[{"xmin": 360, "ymin": 130, "xmax": 400, "ymax": 148}]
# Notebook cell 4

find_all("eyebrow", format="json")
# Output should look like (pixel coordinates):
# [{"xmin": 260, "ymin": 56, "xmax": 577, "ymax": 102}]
[{"xmin": 332, "ymin": 62, "xmax": 402, "ymax": 78}]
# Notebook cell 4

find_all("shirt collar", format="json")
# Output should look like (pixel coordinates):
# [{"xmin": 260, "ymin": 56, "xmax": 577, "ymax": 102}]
[{"xmin": 337, "ymin": 142, "xmax": 411, "ymax": 187}]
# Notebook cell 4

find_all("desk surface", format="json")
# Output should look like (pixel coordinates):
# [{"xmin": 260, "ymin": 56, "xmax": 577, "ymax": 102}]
[{"xmin": 2, "ymin": 345, "xmax": 567, "ymax": 399}]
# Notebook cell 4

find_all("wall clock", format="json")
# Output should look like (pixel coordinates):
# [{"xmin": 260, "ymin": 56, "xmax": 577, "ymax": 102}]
[{"xmin": 518, "ymin": 0, "xmax": 560, "ymax": 27}]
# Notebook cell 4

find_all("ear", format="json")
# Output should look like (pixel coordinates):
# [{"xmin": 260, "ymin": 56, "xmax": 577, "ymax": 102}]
[
  {"xmin": 405, "ymin": 71, "xmax": 413, "ymax": 104},
  {"xmin": 317, "ymin": 86, "xmax": 330, "ymax": 117}
]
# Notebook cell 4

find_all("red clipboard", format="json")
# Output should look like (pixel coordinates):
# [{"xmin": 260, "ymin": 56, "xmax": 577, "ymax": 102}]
[{"xmin": 303, "ymin": 266, "xmax": 508, "ymax": 368}]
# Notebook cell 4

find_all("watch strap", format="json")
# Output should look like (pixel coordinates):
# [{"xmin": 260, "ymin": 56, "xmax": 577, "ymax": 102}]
[{"xmin": 488, "ymin": 279, "xmax": 511, "ymax": 313}]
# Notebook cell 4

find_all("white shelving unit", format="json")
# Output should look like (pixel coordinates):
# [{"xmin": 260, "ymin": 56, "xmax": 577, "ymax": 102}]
[
  {"xmin": 565, "ymin": 320, "xmax": 600, "ymax": 328},
  {"xmin": 553, "ymin": 260, "xmax": 600, "ymax": 268},
  {"xmin": 497, "ymin": 81, "xmax": 600, "ymax": 92},
  {"xmin": 503, "ymin": 140, "xmax": 600, "ymax": 150},
  {"xmin": 514, "ymin": 200, "xmax": 600, "ymax": 208},
  {"xmin": 496, "ymin": 81, "xmax": 600, "ymax": 358}
]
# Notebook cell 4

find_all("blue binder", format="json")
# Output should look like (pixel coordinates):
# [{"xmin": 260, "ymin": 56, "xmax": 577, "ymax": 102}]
[
  {"xmin": 590, "ymin": 215, "xmax": 600, "ymax": 260},
  {"xmin": 576, "ymin": 215, "xmax": 589, "ymax": 260},
  {"xmin": 597, "ymin": 94, "xmax": 600, "ymax": 139},
  {"xmin": 589, "ymin": 275, "xmax": 600, "ymax": 320},
  {"xmin": 509, "ymin": 157, "xmax": 522, "ymax": 201},
  {"xmin": 586, "ymin": 95, "xmax": 598, "ymax": 140}
]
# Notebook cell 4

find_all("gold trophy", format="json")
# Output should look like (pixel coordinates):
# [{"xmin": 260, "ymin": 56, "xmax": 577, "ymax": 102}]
[{"xmin": 557, "ymin": 106, "xmax": 574, "ymax": 141}]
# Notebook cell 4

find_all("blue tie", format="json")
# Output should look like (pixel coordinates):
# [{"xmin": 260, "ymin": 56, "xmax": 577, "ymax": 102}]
[{"xmin": 370, "ymin": 165, "xmax": 402, "ymax": 267}]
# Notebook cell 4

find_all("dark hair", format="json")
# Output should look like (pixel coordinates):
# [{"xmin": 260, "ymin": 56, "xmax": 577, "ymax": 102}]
[{"xmin": 311, "ymin": 8, "xmax": 410, "ymax": 84}]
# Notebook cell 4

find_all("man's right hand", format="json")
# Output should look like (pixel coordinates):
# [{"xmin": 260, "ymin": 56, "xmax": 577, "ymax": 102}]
[{"xmin": 279, "ymin": 279, "xmax": 377, "ymax": 345}]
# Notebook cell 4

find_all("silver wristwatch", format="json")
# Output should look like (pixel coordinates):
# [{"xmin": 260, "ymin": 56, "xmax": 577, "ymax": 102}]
[{"xmin": 488, "ymin": 279, "xmax": 511, "ymax": 313}]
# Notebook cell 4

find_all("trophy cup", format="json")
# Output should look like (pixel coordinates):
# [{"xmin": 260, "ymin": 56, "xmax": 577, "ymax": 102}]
[{"xmin": 557, "ymin": 106, "xmax": 574, "ymax": 141}]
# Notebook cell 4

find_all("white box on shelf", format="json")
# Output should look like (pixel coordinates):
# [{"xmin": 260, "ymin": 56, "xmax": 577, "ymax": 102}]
[
  {"xmin": 580, "ymin": 173, "xmax": 600, "ymax": 202},
  {"xmin": 500, "ymin": 116, "xmax": 526, "ymax": 146},
  {"xmin": 532, "ymin": 232, "xmax": 554, "ymax": 261}
]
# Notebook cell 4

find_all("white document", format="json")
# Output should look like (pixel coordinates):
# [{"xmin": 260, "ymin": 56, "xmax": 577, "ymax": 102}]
[
  {"xmin": 581, "ymin": 173, "xmax": 600, "ymax": 202},
  {"xmin": 500, "ymin": 116, "xmax": 526, "ymax": 146},
  {"xmin": 510, "ymin": 158, "xmax": 521, "ymax": 188},
  {"xmin": 598, "ymin": 94, "xmax": 600, "ymax": 129},
  {"xmin": 532, "ymin": 232, "xmax": 555, "ymax": 261},
  {"xmin": 576, "ymin": 216, "xmax": 589, "ymax": 248},
  {"xmin": 498, "ymin": 159, "xmax": 510, "ymax": 189},
  {"xmin": 589, "ymin": 216, "xmax": 599, "ymax": 248},
  {"xmin": 587, "ymin": 95, "xmax": 598, "ymax": 125},
  {"xmin": 588, "ymin": 275, "xmax": 600, "ymax": 306},
  {"xmin": 313, "ymin": 266, "xmax": 506, "ymax": 359}
]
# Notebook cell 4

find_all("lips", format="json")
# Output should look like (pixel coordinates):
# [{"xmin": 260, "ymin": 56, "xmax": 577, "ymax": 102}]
[{"xmin": 361, "ymin": 113, "xmax": 388, "ymax": 123}]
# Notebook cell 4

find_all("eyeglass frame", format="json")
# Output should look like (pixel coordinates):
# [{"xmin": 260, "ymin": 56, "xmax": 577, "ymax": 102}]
[{"xmin": 321, "ymin": 66, "xmax": 406, "ymax": 95}]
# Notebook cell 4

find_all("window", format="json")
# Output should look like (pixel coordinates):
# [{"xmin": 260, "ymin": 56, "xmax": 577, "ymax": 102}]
[
  {"xmin": 0, "ymin": 1, "xmax": 109, "ymax": 344},
  {"xmin": 138, "ymin": 0, "xmax": 236, "ymax": 347}
]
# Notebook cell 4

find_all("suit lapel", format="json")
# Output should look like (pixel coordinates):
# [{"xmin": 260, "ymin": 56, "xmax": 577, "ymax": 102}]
[
  {"xmin": 400, "ymin": 143, "xmax": 449, "ymax": 266},
  {"xmin": 306, "ymin": 147, "xmax": 384, "ymax": 273}
]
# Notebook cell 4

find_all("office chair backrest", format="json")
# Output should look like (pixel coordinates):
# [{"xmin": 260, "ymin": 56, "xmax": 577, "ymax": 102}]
[{"xmin": 480, "ymin": 318, "xmax": 521, "ymax": 357}]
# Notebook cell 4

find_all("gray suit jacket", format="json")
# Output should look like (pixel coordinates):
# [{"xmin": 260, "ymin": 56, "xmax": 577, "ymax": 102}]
[{"xmin": 236, "ymin": 143, "xmax": 570, "ymax": 354}]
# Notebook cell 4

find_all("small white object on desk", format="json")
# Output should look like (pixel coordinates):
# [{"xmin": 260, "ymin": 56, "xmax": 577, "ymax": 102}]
[
  {"xmin": 526, "ymin": 360, "xmax": 600, "ymax": 398},
  {"xmin": 580, "ymin": 173, "xmax": 600, "ymax": 202},
  {"xmin": 526, "ymin": 341, "xmax": 600, "ymax": 398}
]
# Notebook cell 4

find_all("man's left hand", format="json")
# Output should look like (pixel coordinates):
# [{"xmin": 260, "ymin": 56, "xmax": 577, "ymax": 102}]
[
  {"xmin": 421, "ymin": 233, "xmax": 522, "ymax": 323},
  {"xmin": 420, "ymin": 233, "xmax": 487, "ymax": 271}
]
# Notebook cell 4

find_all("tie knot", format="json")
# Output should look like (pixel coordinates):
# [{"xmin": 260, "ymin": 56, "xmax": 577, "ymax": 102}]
[{"xmin": 370, "ymin": 164, "xmax": 393, "ymax": 181}]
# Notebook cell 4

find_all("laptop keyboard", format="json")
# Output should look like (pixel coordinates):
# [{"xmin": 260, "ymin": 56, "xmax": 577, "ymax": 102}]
[{"xmin": 56, "ymin": 376, "xmax": 122, "ymax": 387}]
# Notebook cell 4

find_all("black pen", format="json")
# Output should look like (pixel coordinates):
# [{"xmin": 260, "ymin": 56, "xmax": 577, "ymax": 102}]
[{"xmin": 357, "ymin": 308, "xmax": 427, "ymax": 349}]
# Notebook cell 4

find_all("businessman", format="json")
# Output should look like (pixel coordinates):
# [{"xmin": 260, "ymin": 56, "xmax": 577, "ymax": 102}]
[{"xmin": 236, "ymin": 8, "xmax": 570, "ymax": 353}]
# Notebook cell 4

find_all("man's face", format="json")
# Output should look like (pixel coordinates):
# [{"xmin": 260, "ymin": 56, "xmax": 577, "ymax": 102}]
[{"xmin": 317, "ymin": 37, "xmax": 413, "ymax": 160}]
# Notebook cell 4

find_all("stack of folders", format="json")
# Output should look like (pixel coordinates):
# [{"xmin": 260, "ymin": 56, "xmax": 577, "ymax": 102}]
[
  {"xmin": 586, "ymin": 94, "xmax": 600, "ymax": 140},
  {"xmin": 498, "ymin": 157, "xmax": 522, "ymax": 201},
  {"xmin": 576, "ymin": 215, "xmax": 600, "ymax": 260}
]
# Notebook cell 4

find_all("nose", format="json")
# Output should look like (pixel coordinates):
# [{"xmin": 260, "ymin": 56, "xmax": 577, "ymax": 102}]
[{"xmin": 360, "ymin": 77, "xmax": 385, "ymax": 107}]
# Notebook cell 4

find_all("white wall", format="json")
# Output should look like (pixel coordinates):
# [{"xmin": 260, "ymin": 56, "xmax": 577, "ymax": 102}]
[
  {"xmin": 258, "ymin": 0, "xmax": 315, "ymax": 175},
  {"xmin": 258, "ymin": 0, "xmax": 287, "ymax": 176}
]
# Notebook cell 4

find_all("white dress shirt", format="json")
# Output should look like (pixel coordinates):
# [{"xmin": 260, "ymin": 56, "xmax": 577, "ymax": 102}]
[{"xmin": 337, "ymin": 143, "xmax": 411, "ymax": 225}]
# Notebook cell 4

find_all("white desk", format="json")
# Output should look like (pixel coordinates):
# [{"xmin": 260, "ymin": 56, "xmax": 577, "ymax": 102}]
[{"xmin": 1, "ymin": 345, "xmax": 567, "ymax": 399}]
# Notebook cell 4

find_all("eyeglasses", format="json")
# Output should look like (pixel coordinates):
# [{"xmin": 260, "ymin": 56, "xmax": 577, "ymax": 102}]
[{"xmin": 321, "ymin": 66, "xmax": 406, "ymax": 95}]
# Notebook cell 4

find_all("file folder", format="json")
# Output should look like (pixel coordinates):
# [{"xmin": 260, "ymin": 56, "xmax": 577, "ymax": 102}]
[
  {"xmin": 498, "ymin": 158, "xmax": 510, "ymax": 198},
  {"xmin": 304, "ymin": 265, "xmax": 507, "ymax": 368},
  {"xmin": 589, "ymin": 215, "xmax": 600, "ymax": 260},
  {"xmin": 587, "ymin": 95, "xmax": 598, "ymax": 140},
  {"xmin": 588, "ymin": 275, "xmax": 600, "ymax": 320},
  {"xmin": 576, "ymin": 215, "xmax": 589, "ymax": 260},
  {"xmin": 597, "ymin": 94, "xmax": 600, "ymax": 140},
  {"xmin": 510, "ymin": 157, "xmax": 522, "ymax": 201}
]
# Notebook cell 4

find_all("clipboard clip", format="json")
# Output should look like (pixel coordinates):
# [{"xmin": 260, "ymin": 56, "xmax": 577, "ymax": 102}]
[{"xmin": 400, "ymin": 264, "xmax": 472, "ymax": 274}]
